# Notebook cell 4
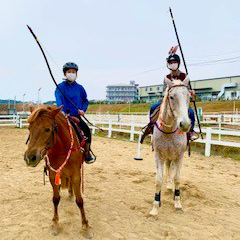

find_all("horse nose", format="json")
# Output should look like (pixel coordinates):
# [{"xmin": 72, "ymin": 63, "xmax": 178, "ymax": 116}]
[
  {"xmin": 31, "ymin": 155, "xmax": 37, "ymax": 161},
  {"xmin": 179, "ymin": 120, "xmax": 191, "ymax": 132}
]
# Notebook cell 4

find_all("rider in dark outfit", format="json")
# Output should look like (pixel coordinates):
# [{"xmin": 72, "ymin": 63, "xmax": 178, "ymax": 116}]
[
  {"xmin": 141, "ymin": 54, "xmax": 196, "ymax": 143},
  {"xmin": 55, "ymin": 62, "xmax": 95, "ymax": 164}
]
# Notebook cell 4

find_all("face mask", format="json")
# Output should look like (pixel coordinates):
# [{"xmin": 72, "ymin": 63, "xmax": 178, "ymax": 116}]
[
  {"xmin": 168, "ymin": 63, "xmax": 179, "ymax": 71},
  {"xmin": 66, "ymin": 73, "xmax": 77, "ymax": 82}
]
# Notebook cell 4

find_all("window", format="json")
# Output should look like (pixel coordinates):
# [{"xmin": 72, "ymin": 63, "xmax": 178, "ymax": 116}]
[{"xmin": 145, "ymin": 87, "xmax": 148, "ymax": 91}]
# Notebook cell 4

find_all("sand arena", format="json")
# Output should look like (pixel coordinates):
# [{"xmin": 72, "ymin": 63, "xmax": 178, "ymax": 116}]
[{"xmin": 0, "ymin": 127, "xmax": 240, "ymax": 240}]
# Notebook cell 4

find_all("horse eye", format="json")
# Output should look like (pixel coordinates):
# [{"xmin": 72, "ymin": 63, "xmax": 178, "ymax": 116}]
[
  {"xmin": 45, "ymin": 128, "xmax": 51, "ymax": 133},
  {"xmin": 170, "ymin": 96, "xmax": 174, "ymax": 100}
]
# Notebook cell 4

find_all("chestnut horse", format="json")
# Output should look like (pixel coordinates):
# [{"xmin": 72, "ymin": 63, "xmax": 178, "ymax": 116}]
[{"xmin": 24, "ymin": 106, "xmax": 93, "ymax": 238}]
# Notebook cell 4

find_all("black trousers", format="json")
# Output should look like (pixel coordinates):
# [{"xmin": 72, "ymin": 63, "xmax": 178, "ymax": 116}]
[{"xmin": 75, "ymin": 116, "xmax": 92, "ymax": 143}]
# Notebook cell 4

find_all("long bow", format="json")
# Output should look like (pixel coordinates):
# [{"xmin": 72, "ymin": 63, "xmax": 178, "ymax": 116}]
[{"xmin": 27, "ymin": 25, "xmax": 103, "ymax": 131}]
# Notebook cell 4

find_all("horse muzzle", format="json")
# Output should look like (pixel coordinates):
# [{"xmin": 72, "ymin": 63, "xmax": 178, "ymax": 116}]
[
  {"xmin": 24, "ymin": 149, "xmax": 44, "ymax": 167},
  {"xmin": 178, "ymin": 119, "xmax": 191, "ymax": 132}
]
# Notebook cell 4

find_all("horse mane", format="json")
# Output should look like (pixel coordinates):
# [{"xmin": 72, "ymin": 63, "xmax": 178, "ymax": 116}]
[{"xmin": 28, "ymin": 106, "xmax": 57, "ymax": 123}]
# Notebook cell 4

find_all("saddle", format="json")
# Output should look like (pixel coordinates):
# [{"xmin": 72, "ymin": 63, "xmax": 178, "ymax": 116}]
[{"xmin": 68, "ymin": 116, "xmax": 86, "ymax": 146}]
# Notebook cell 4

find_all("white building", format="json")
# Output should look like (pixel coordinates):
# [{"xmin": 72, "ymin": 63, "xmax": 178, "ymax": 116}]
[{"xmin": 106, "ymin": 81, "xmax": 139, "ymax": 102}]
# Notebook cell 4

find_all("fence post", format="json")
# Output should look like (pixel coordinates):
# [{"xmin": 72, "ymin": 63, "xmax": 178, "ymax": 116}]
[
  {"xmin": 92, "ymin": 121, "xmax": 96, "ymax": 135},
  {"xmin": 13, "ymin": 114, "xmax": 16, "ymax": 123},
  {"xmin": 16, "ymin": 116, "xmax": 19, "ymax": 127},
  {"xmin": 130, "ymin": 122, "xmax": 134, "ymax": 141},
  {"xmin": 108, "ymin": 120, "xmax": 112, "ymax": 138},
  {"xmin": 218, "ymin": 116, "xmax": 221, "ymax": 141},
  {"xmin": 20, "ymin": 118, "xmax": 23, "ymax": 128},
  {"xmin": 134, "ymin": 134, "xmax": 143, "ymax": 160},
  {"xmin": 17, "ymin": 117, "xmax": 23, "ymax": 128},
  {"xmin": 205, "ymin": 128, "xmax": 212, "ymax": 157}
]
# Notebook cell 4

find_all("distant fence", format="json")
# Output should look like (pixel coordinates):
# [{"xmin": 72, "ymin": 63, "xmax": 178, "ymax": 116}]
[
  {"xmin": 1, "ymin": 114, "xmax": 240, "ymax": 157},
  {"xmin": 87, "ymin": 113, "xmax": 240, "ymax": 126},
  {"xmin": 88, "ymin": 121, "xmax": 240, "ymax": 157}
]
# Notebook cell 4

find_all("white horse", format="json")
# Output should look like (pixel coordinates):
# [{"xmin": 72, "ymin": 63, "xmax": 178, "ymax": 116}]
[{"xmin": 150, "ymin": 77, "xmax": 191, "ymax": 215}]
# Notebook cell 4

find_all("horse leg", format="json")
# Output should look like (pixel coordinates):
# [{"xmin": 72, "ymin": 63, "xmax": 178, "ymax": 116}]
[
  {"xmin": 174, "ymin": 158, "xmax": 183, "ymax": 214},
  {"xmin": 73, "ymin": 177, "xmax": 93, "ymax": 239},
  {"xmin": 68, "ymin": 179, "xmax": 74, "ymax": 202},
  {"xmin": 150, "ymin": 154, "xmax": 164, "ymax": 216},
  {"xmin": 49, "ymin": 173, "xmax": 61, "ymax": 235},
  {"xmin": 166, "ymin": 160, "xmax": 173, "ymax": 191}
]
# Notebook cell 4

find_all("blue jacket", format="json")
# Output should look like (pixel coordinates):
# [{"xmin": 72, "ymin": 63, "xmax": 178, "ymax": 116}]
[{"xmin": 55, "ymin": 80, "xmax": 89, "ymax": 116}]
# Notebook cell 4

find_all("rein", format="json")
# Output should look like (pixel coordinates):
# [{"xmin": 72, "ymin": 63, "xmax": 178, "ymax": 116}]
[{"xmin": 155, "ymin": 84, "xmax": 189, "ymax": 135}]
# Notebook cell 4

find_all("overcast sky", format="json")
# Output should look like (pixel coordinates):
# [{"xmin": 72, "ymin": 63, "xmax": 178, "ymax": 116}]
[{"xmin": 1, "ymin": 0, "xmax": 240, "ymax": 102}]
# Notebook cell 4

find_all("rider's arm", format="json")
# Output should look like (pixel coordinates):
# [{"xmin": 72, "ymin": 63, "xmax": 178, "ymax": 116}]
[
  {"xmin": 55, "ymin": 87, "xmax": 63, "ymax": 106},
  {"xmin": 80, "ymin": 86, "xmax": 89, "ymax": 113}
]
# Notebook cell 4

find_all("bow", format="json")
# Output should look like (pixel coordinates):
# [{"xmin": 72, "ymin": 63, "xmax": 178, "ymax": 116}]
[{"xmin": 27, "ymin": 25, "xmax": 103, "ymax": 131}]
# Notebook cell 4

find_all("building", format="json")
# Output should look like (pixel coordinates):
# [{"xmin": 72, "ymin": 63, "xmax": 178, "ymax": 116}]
[
  {"xmin": 139, "ymin": 75, "xmax": 240, "ymax": 102},
  {"xmin": 106, "ymin": 81, "xmax": 139, "ymax": 102}
]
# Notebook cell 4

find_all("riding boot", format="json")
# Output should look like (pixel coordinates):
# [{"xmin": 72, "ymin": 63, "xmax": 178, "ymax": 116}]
[
  {"xmin": 140, "ymin": 122, "xmax": 154, "ymax": 144},
  {"xmin": 187, "ymin": 131, "xmax": 198, "ymax": 141},
  {"xmin": 84, "ymin": 142, "xmax": 96, "ymax": 164}
]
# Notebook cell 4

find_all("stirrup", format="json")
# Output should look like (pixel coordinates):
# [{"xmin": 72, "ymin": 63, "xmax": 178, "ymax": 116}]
[{"xmin": 189, "ymin": 131, "xmax": 199, "ymax": 141}]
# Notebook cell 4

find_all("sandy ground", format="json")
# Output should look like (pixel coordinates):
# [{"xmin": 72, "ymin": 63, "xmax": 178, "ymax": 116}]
[{"xmin": 0, "ymin": 127, "xmax": 240, "ymax": 240}]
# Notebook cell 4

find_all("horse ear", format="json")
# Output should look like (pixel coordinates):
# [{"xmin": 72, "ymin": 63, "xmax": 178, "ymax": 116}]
[
  {"xmin": 30, "ymin": 106, "xmax": 35, "ymax": 113},
  {"xmin": 183, "ymin": 76, "xmax": 190, "ymax": 86},
  {"xmin": 51, "ymin": 106, "xmax": 63, "ymax": 118},
  {"xmin": 164, "ymin": 77, "xmax": 174, "ymax": 88}
]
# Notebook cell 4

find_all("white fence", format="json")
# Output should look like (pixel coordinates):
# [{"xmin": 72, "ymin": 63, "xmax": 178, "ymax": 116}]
[
  {"xmin": 88, "ymin": 121, "xmax": 240, "ymax": 157},
  {"xmin": 87, "ymin": 113, "xmax": 240, "ymax": 126},
  {"xmin": 1, "ymin": 114, "xmax": 240, "ymax": 157},
  {"xmin": 0, "ymin": 115, "xmax": 28, "ymax": 128}
]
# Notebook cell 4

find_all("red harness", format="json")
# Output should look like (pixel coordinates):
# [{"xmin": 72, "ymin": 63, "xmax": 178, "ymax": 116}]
[{"xmin": 44, "ymin": 115, "xmax": 86, "ymax": 185}]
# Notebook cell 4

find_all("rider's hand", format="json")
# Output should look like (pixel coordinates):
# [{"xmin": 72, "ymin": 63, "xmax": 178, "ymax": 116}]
[
  {"xmin": 78, "ymin": 110, "xmax": 85, "ymax": 116},
  {"xmin": 189, "ymin": 90, "xmax": 196, "ymax": 101}
]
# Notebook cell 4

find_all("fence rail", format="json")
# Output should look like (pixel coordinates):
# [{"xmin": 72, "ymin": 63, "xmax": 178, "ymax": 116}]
[{"xmin": 1, "ymin": 114, "xmax": 240, "ymax": 157}]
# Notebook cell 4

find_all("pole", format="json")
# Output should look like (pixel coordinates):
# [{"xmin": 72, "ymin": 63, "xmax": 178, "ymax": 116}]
[
  {"xmin": 26, "ymin": 25, "xmax": 103, "ymax": 131},
  {"xmin": 134, "ymin": 134, "xmax": 143, "ymax": 160},
  {"xmin": 169, "ymin": 7, "xmax": 203, "ymax": 139}
]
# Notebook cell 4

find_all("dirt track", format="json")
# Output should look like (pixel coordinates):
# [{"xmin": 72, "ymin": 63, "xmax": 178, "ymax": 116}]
[{"xmin": 0, "ymin": 127, "xmax": 240, "ymax": 240}]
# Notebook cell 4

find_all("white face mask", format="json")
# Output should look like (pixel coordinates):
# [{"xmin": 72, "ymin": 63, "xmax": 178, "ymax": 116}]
[
  {"xmin": 168, "ymin": 63, "xmax": 179, "ymax": 71},
  {"xmin": 66, "ymin": 73, "xmax": 77, "ymax": 82}
]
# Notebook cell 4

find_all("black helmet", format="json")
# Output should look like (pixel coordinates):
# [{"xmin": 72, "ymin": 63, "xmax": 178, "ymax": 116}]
[
  {"xmin": 63, "ymin": 62, "xmax": 78, "ymax": 73},
  {"xmin": 166, "ymin": 54, "xmax": 180, "ymax": 63}
]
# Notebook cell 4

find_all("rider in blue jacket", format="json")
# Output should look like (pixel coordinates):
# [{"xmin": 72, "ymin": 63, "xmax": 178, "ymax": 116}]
[{"xmin": 55, "ymin": 62, "xmax": 95, "ymax": 164}]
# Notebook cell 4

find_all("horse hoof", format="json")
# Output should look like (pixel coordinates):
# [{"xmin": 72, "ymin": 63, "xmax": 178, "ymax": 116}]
[
  {"xmin": 83, "ymin": 230, "xmax": 93, "ymax": 239},
  {"xmin": 149, "ymin": 209, "xmax": 158, "ymax": 216},
  {"xmin": 51, "ymin": 227, "xmax": 60, "ymax": 236},
  {"xmin": 175, "ymin": 208, "xmax": 183, "ymax": 214}
]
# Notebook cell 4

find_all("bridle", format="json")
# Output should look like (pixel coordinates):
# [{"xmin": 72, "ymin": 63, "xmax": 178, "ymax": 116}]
[
  {"xmin": 26, "ymin": 114, "xmax": 58, "ymax": 151},
  {"xmin": 155, "ymin": 84, "xmax": 189, "ymax": 134}
]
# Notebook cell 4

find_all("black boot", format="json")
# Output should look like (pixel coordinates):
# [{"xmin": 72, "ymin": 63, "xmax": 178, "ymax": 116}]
[
  {"xmin": 140, "ymin": 123, "xmax": 154, "ymax": 144},
  {"xmin": 84, "ymin": 143, "xmax": 96, "ymax": 164}
]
